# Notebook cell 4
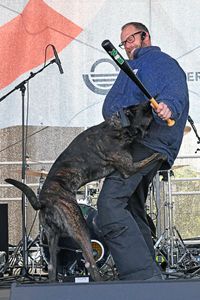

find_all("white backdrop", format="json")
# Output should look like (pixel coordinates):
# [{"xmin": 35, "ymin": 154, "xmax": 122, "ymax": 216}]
[{"xmin": 0, "ymin": 0, "xmax": 199, "ymax": 129}]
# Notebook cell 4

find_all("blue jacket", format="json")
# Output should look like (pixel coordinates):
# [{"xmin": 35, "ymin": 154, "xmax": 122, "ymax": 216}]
[{"xmin": 102, "ymin": 46, "xmax": 189, "ymax": 167}]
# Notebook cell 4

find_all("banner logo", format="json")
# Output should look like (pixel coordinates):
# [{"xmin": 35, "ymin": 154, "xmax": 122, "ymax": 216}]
[{"xmin": 83, "ymin": 58, "xmax": 119, "ymax": 95}]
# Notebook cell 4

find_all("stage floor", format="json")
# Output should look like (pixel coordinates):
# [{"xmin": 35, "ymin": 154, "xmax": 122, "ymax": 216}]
[
  {"xmin": 2, "ymin": 278, "xmax": 200, "ymax": 300},
  {"xmin": 1, "ymin": 267, "xmax": 200, "ymax": 300}
]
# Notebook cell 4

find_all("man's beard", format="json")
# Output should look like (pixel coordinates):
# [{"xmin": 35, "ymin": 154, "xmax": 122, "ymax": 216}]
[{"xmin": 127, "ymin": 45, "xmax": 140, "ymax": 60}]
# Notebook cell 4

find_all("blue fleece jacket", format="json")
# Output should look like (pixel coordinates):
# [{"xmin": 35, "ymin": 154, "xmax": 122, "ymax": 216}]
[{"xmin": 102, "ymin": 46, "xmax": 189, "ymax": 167}]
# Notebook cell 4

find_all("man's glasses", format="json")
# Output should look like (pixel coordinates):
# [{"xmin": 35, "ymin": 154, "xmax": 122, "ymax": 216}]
[{"xmin": 119, "ymin": 31, "xmax": 142, "ymax": 49}]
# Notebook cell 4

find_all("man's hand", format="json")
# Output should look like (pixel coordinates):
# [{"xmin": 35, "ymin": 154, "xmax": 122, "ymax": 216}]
[{"xmin": 151, "ymin": 102, "xmax": 172, "ymax": 121}]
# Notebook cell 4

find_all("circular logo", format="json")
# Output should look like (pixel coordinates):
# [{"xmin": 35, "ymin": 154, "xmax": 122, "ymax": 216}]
[{"xmin": 82, "ymin": 58, "xmax": 119, "ymax": 95}]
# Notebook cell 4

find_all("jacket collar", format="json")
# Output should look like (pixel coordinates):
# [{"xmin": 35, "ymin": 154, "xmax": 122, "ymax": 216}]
[{"xmin": 134, "ymin": 46, "xmax": 161, "ymax": 59}]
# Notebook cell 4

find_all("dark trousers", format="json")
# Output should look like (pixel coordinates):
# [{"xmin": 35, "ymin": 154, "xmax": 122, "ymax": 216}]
[{"xmin": 97, "ymin": 142, "xmax": 164, "ymax": 280}]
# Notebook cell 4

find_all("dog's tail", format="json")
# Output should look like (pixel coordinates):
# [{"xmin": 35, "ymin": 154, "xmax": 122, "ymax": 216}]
[{"xmin": 5, "ymin": 178, "xmax": 42, "ymax": 210}]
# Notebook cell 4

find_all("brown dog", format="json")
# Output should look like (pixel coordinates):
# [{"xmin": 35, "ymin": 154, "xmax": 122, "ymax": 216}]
[{"xmin": 6, "ymin": 101, "xmax": 166, "ymax": 281}]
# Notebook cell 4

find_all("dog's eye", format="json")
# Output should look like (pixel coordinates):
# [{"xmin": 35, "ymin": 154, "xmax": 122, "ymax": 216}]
[{"xmin": 126, "ymin": 111, "xmax": 134, "ymax": 117}]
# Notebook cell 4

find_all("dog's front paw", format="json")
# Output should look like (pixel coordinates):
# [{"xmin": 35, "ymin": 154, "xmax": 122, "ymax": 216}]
[{"xmin": 152, "ymin": 152, "xmax": 167, "ymax": 161}]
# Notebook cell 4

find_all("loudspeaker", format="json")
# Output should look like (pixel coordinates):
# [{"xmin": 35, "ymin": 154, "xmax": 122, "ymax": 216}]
[
  {"xmin": 0, "ymin": 204, "xmax": 8, "ymax": 259},
  {"xmin": 10, "ymin": 279, "xmax": 200, "ymax": 300}
]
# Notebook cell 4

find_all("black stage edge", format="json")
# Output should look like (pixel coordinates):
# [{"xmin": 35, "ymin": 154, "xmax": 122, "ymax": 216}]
[{"xmin": 9, "ymin": 279, "xmax": 200, "ymax": 300}]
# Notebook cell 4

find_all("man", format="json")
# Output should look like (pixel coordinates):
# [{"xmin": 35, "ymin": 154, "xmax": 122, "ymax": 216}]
[{"xmin": 97, "ymin": 22, "xmax": 189, "ymax": 280}]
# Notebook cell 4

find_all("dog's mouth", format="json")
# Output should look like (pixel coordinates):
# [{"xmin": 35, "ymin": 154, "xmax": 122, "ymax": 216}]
[
  {"xmin": 131, "ymin": 121, "xmax": 152, "ymax": 139},
  {"xmin": 130, "ymin": 126, "xmax": 142, "ymax": 138}
]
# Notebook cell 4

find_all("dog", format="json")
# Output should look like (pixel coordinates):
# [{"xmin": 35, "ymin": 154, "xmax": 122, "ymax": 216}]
[{"xmin": 6, "ymin": 101, "xmax": 166, "ymax": 281}]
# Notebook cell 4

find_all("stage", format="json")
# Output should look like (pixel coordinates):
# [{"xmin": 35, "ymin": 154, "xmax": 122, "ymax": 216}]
[{"xmin": 1, "ymin": 277, "xmax": 200, "ymax": 300}]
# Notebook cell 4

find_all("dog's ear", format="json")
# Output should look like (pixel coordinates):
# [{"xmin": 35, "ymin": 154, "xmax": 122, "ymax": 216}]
[
  {"xmin": 126, "ymin": 101, "xmax": 150, "ymax": 113},
  {"xmin": 141, "ymin": 101, "xmax": 151, "ymax": 111},
  {"xmin": 125, "ymin": 101, "xmax": 151, "ymax": 122}
]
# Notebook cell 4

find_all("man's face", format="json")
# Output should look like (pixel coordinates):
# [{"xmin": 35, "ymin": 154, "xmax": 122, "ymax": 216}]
[{"xmin": 120, "ymin": 25, "xmax": 150, "ymax": 59}]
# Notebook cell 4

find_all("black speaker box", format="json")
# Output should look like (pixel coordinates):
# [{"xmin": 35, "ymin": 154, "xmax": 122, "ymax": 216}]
[
  {"xmin": 10, "ymin": 279, "xmax": 200, "ymax": 300},
  {"xmin": 0, "ymin": 203, "xmax": 8, "ymax": 259}
]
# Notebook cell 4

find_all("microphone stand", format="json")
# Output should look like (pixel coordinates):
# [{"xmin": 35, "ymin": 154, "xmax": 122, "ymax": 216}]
[
  {"xmin": 0, "ymin": 58, "xmax": 57, "ymax": 278},
  {"xmin": 187, "ymin": 115, "xmax": 200, "ymax": 153}
]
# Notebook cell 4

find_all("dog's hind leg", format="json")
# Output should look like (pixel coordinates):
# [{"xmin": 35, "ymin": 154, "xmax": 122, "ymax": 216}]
[
  {"xmin": 78, "ymin": 239, "xmax": 102, "ymax": 281},
  {"xmin": 67, "ymin": 219, "xmax": 102, "ymax": 281},
  {"xmin": 47, "ymin": 230, "xmax": 59, "ymax": 282},
  {"xmin": 54, "ymin": 198, "xmax": 102, "ymax": 281}
]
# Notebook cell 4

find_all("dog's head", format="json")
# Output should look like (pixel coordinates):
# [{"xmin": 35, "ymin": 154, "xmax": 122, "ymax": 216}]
[{"xmin": 125, "ymin": 101, "xmax": 153, "ymax": 138}]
